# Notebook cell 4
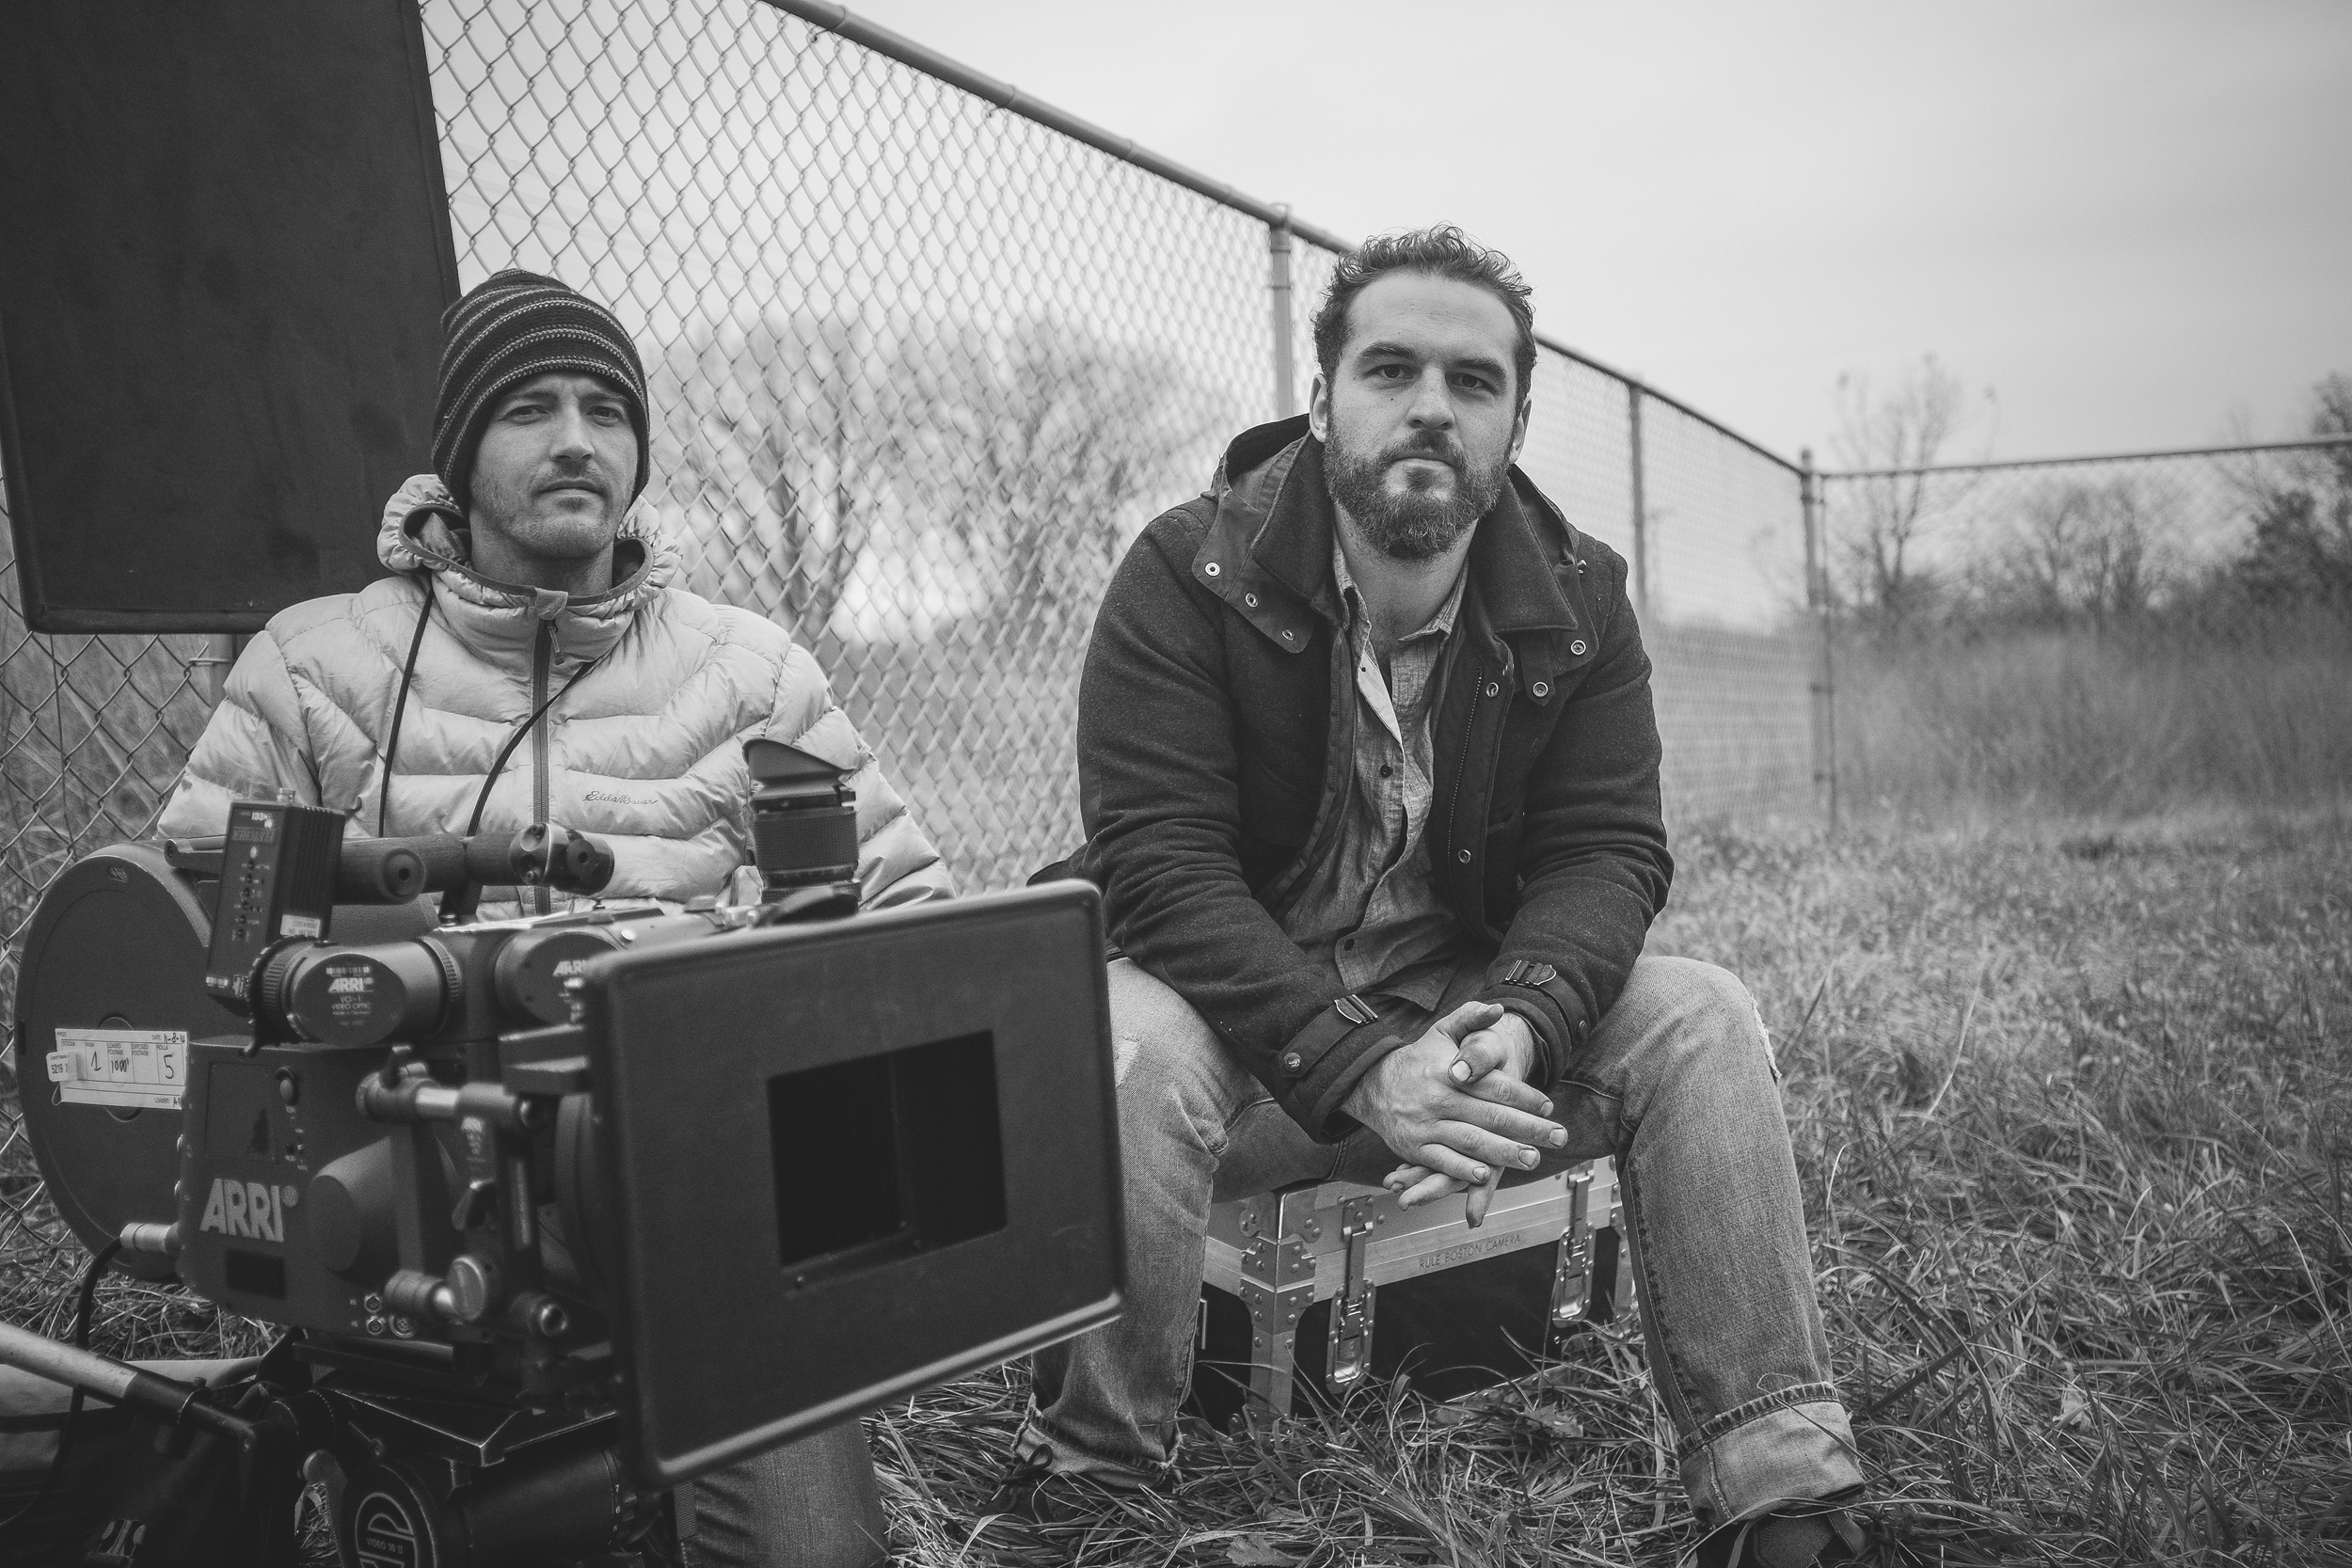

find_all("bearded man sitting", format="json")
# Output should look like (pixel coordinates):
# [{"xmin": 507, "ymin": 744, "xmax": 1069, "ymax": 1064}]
[{"xmin": 1004, "ymin": 227, "xmax": 1867, "ymax": 1568}]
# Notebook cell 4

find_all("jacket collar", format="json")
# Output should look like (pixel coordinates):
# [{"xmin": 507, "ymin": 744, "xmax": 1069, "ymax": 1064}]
[
  {"xmin": 378, "ymin": 501, "xmax": 677, "ymax": 668},
  {"xmin": 1193, "ymin": 418, "xmax": 1592, "ymax": 688}
]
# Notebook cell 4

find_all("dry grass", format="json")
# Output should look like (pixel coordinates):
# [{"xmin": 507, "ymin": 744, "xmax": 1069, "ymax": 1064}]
[
  {"xmin": 860, "ymin": 805, "xmax": 2352, "ymax": 1567},
  {"xmin": 1832, "ymin": 611, "xmax": 2352, "ymax": 816},
  {"xmin": 4, "ymin": 806, "xmax": 2346, "ymax": 1565}
]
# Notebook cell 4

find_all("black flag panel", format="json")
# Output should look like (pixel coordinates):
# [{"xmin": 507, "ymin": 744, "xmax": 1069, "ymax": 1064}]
[{"xmin": 0, "ymin": 0, "xmax": 459, "ymax": 632}]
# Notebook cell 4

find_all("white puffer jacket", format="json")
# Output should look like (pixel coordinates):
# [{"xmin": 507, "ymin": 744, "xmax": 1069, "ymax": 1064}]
[{"xmin": 158, "ymin": 477, "xmax": 951, "ymax": 915}]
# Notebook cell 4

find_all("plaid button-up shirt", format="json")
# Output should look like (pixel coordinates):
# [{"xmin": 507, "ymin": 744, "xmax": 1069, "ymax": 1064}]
[{"xmin": 1277, "ymin": 540, "xmax": 1471, "ymax": 1007}]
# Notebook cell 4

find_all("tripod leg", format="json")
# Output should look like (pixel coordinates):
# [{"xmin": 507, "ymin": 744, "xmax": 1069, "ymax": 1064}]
[
  {"xmin": 239, "ymin": 1432, "xmax": 311, "ymax": 1568},
  {"xmin": 302, "ymin": 1449, "xmax": 360, "ymax": 1568}
]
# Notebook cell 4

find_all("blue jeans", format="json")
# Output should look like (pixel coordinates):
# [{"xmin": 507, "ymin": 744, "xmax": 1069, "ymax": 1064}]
[
  {"xmin": 683, "ymin": 1424, "xmax": 887, "ymax": 1568},
  {"xmin": 1019, "ymin": 953, "xmax": 1865, "ymax": 1528}
]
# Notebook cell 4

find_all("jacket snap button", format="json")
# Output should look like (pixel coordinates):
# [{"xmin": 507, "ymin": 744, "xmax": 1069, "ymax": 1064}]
[
  {"xmin": 1245, "ymin": 592, "xmax": 1259, "ymax": 608},
  {"xmin": 1281, "ymin": 629, "xmax": 1296, "ymax": 641},
  {"xmin": 1485, "ymin": 682, "xmax": 1499, "ymax": 698},
  {"xmin": 1281, "ymin": 1053, "xmax": 1303, "ymax": 1073},
  {"xmin": 1570, "ymin": 640, "xmax": 1588, "ymax": 656},
  {"xmin": 1204, "ymin": 562, "xmax": 1221, "ymax": 577},
  {"xmin": 1457, "ymin": 848, "xmax": 1472, "ymax": 863},
  {"xmin": 1532, "ymin": 680, "xmax": 1550, "ymax": 698}
]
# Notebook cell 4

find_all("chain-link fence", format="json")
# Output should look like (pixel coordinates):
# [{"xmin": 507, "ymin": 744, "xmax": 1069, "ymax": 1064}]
[
  {"xmin": 3, "ymin": 0, "xmax": 1827, "ymax": 1330},
  {"xmin": 1519, "ymin": 378, "xmax": 1818, "ymax": 829},
  {"xmin": 425, "ymin": 0, "xmax": 1828, "ymax": 859},
  {"xmin": 1818, "ymin": 436, "xmax": 2352, "ymax": 812},
  {"xmin": 0, "ymin": 539, "xmax": 240, "ymax": 1339}
]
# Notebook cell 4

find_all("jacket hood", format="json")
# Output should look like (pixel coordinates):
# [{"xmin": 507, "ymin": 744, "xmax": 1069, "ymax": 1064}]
[{"xmin": 375, "ymin": 478, "xmax": 679, "ymax": 667}]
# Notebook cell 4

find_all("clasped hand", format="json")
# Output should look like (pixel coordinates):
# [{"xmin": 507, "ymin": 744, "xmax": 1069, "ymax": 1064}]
[{"xmin": 1339, "ymin": 1001, "xmax": 1565, "ymax": 1211}]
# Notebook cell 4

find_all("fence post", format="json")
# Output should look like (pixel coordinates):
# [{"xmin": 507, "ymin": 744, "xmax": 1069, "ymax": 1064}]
[
  {"xmin": 1627, "ymin": 383, "xmax": 1650, "ymax": 621},
  {"xmin": 1801, "ymin": 450, "xmax": 1838, "ymax": 833},
  {"xmin": 187, "ymin": 632, "xmax": 236, "ymax": 706},
  {"xmin": 1266, "ymin": 207, "xmax": 1296, "ymax": 421}
]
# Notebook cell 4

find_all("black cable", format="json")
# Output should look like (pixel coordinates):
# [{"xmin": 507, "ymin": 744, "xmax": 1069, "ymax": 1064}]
[
  {"xmin": 70, "ymin": 1244, "xmax": 113, "ymax": 1357},
  {"xmin": 0, "ymin": 1239, "xmax": 123, "ymax": 1538},
  {"xmin": 461, "ymin": 654, "xmax": 604, "ymax": 840},
  {"xmin": 376, "ymin": 573, "xmax": 437, "ymax": 838},
  {"xmin": 437, "ymin": 650, "xmax": 608, "ymax": 923}
]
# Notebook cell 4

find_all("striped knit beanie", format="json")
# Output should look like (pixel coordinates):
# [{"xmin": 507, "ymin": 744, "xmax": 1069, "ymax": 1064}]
[{"xmin": 433, "ymin": 269, "xmax": 650, "ymax": 510}]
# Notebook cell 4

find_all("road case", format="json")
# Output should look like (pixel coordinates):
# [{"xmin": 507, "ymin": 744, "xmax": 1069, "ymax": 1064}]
[{"xmin": 1184, "ymin": 1159, "xmax": 1633, "ymax": 1427}]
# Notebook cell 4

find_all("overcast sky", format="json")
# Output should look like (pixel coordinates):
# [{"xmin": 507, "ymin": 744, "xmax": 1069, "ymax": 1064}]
[{"xmin": 840, "ymin": 0, "xmax": 2349, "ymax": 465}]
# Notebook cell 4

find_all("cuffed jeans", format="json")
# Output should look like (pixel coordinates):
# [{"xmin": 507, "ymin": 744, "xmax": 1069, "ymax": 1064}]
[{"xmin": 1018, "ymin": 953, "xmax": 1865, "ymax": 1529}]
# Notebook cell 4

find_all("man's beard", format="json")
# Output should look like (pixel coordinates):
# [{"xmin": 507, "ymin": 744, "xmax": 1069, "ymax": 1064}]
[
  {"xmin": 469, "ymin": 462, "xmax": 621, "ymax": 564},
  {"xmin": 1322, "ymin": 420, "xmax": 1510, "ymax": 562}
]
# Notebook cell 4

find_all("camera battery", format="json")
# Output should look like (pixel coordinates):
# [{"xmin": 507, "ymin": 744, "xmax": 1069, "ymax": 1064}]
[
  {"xmin": 202, "ymin": 800, "xmax": 346, "ymax": 1012},
  {"xmin": 1185, "ymin": 1160, "xmax": 1632, "ymax": 1428}
]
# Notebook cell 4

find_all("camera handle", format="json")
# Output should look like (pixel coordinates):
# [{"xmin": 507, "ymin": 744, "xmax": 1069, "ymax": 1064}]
[
  {"xmin": 0, "ymin": 1321, "xmax": 270, "ymax": 1449},
  {"xmin": 0, "ymin": 1320, "xmax": 308, "ymax": 1565},
  {"xmin": 0, "ymin": 1321, "xmax": 690, "ymax": 1566}
]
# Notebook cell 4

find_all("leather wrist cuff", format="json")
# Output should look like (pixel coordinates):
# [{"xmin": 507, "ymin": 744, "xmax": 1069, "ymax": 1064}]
[
  {"xmin": 1482, "ymin": 959, "xmax": 1589, "ymax": 1086},
  {"xmin": 1277, "ymin": 992, "xmax": 1409, "ymax": 1141},
  {"xmin": 1277, "ymin": 992, "xmax": 1380, "ymax": 1083}
]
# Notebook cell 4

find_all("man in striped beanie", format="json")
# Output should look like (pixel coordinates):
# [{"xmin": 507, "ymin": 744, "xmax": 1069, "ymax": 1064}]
[
  {"xmin": 436, "ymin": 269, "xmax": 648, "ymax": 503},
  {"xmin": 425, "ymin": 268, "xmax": 653, "ymax": 594},
  {"xmin": 162, "ymin": 267, "xmax": 946, "ymax": 1567}
]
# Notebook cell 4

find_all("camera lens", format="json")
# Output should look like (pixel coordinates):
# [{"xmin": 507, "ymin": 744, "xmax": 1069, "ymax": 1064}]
[
  {"xmin": 494, "ymin": 926, "xmax": 628, "ymax": 1024},
  {"xmin": 270, "ymin": 939, "xmax": 456, "ymax": 1046},
  {"xmin": 743, "ymin": 739, "xmax": 859, "ymax": 898},
  {"xmin": 751, "ymin": 806, "xmax": 857, "ymax": 891}
]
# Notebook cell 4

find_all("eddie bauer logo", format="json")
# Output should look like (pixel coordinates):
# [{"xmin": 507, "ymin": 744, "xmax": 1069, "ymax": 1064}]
[{"xmin": 198, "ymin": 1177, "xmax": 298, "ymax": 1243}]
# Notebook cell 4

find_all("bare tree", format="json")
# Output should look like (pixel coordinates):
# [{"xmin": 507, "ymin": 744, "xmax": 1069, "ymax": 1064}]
[
  {"xmin": 1830, "ymin": 354, "xmax": 1996, "ymax": 628},
  {"xmin": 890, "ymin": 321, "xmax": 1209, "ymax": 645},
  {"xmin": 1972, "ymin": 476, "xmax": 2179, "ymax": 627},
  {"xmin": 651, "ymin": 311, "xmax": 1209, "ymax": 646},
  {"xmin": 650, "ymin": 310, "xmax": 893, "ymax": 641}
]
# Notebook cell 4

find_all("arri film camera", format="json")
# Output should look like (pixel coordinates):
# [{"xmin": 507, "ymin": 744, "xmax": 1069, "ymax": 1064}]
[{"xmin": 4, "ymin": 741, "xmax": 1122, "ymax": 1565}]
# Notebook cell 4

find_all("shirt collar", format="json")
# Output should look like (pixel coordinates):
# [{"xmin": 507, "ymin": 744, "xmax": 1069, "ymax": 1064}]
[{"xmin": 1330, "ymin": 535, "xmax": 1470, "ymax": 645}]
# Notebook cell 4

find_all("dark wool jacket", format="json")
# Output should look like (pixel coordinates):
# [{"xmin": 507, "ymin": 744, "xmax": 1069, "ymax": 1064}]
[{"xmin": 1073, "ymin": 417, "xmax": 1674, "ymax": 1139}]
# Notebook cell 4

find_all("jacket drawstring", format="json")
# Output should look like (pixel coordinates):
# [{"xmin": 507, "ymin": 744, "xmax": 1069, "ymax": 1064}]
[
  {"xmin": 437, "ymin": 646, "xmax": 610, "ymax": 924},
  {"xmin": 376, "ymin": 573, "xmax": 436, "ymax": 837}
]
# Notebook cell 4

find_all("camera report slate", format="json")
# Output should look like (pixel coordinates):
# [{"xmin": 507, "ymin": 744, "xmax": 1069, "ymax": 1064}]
[{"xmin": 5, "ymin": 739, "xmax": 1122, "ymax": 1560}]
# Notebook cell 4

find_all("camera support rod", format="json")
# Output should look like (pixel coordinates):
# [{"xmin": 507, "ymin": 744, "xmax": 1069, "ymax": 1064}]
[{"xmin": 0, "ymin": 1320, "xmax": 263, "ymax": 1445}]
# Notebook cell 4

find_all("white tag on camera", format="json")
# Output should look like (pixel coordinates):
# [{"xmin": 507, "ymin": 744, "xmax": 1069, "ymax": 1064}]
[{"xmin": 47, "ymin": 1028, "xmax": 188, "ymax": 1110}]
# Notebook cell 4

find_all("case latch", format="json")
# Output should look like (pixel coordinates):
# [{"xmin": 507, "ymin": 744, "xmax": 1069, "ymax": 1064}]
[{"xmin": 1325, "ymin": 1193, "xmax": 1382, "ymax": 1389}]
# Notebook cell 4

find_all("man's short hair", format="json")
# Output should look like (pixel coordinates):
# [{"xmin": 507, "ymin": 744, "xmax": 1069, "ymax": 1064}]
[{"xmin": 1311, "ymin": 225, "xmax": 1537, "ymax": 406}]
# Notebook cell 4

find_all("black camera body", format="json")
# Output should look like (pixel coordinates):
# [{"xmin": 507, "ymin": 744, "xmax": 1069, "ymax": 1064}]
[
  {"xmin": 176, "ymin": 1034, "xmax": 416, "ymax": 1329},
  {"xmin": 167, "ymin": 906, "xmax": 653, "ymax": 1393},
  {"xmin": 11, "ymin": 741, "xmax": 1123, "ymax": 1560}
]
